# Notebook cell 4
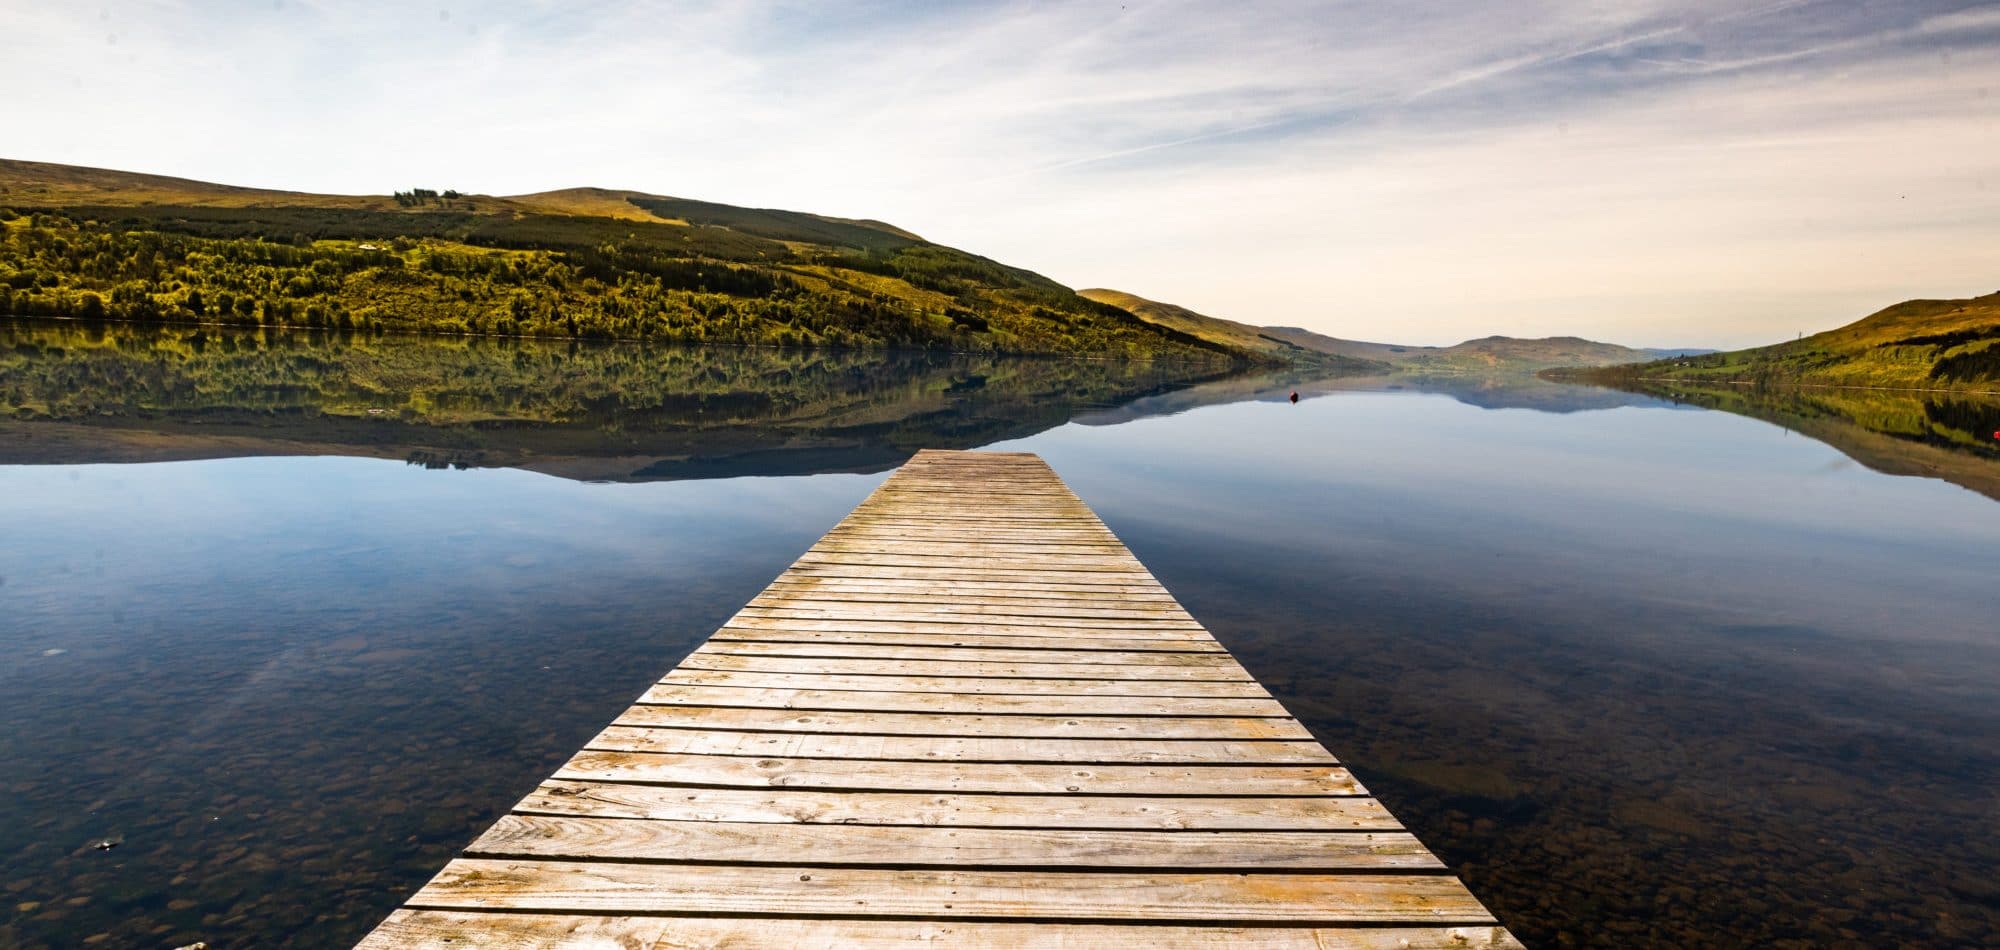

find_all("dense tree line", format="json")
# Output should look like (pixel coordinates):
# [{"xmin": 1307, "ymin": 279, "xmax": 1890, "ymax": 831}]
[
  {"xmin": 392, "ymin": 188, "xmax": 463, "ymax": 207},
  {"xmin": 0, "ymin": 206, "xmax": 1238, "ymax": 362}
]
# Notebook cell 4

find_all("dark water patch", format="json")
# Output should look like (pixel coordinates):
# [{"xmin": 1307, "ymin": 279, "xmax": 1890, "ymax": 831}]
[{"xmin": 1714, "ymin": 622, "xmax": 1828, "ymax": 642}]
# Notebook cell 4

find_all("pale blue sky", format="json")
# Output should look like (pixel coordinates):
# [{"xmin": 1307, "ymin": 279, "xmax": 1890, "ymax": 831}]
[{"xmin": 6, "ymin": 1, "xmax": 1998, "ymax": 346}]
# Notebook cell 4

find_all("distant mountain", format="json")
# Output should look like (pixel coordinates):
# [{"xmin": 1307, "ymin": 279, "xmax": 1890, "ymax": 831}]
[
  {"xmin": 1075, "ymin": 289, "xmax": 1385, "ymax": 371},
  {"xmin": 1403, "ymin": 335, "xmax": 1683, "ymax": 373},
  {"xmin": 0, "ymin": 158, "xmax": 1239, "ymax": 362},
  {"xmin": 1556, "ymin": 292, "xmax": 2000, "ymax": 391},
  {"xmin": 1080, "ymin": 287, "xmax": 1688, "ymax": 373},
  {"xmin": 1638, "ymin": 347, "xmax": 1718, "ymax": 360}
]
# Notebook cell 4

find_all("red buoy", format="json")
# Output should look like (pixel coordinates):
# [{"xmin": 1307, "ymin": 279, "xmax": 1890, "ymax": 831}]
[{"xmin": 1289, "ymin": 391, "xmax": 1299, "ymax": 404}]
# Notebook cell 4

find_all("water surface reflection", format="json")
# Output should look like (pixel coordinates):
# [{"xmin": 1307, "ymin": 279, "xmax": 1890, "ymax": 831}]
[{"xmin": 2, "ymin": 334, "xmax": 1997, "ymax": 947}]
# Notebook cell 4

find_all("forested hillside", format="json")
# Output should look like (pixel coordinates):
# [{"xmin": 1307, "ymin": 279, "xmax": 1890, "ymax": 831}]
[{"xmin": 0, "ymin": 159, "xmax": 1238, "ymax": 361}]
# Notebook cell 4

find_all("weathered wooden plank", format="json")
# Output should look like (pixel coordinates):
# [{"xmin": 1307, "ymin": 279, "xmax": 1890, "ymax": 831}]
[
  {"xmin": 749, "ymin": 596, "xmax": 1187, "ymax": 614},
  {"xmin": 877, "ymin": 488, "xmax": 1080, "ymax": 495},
  {"xmin": 838, "ymin": 513, "xmax": 1097, "ymax": 524},
  {"xmin": 691, "ymin": 642, "xmax": 1239, "ymax": 667},
  {"xmin": 744, "ymin": 598, "xmax": 1192, "ymax": 621},
  {"xmin": 515, "ymin": 781, "xmax": 1394, "ymax": 829},
  {"xmin": 733, "ymin": 606, "xmax": 1204, "ymax": 629},
  {"xmin": 860, "ymin": 483, "xmax": 1080, "ymax": 490},
  {"xmin": 779, "ymin": 563, "xmax": 1164, "ymax": 585},
  {"xmin": 830, "ymin": 520, "xmax": 1120, "ymax": 534},
  {"xmin": 807, "ymin": 545, "xmax": 1144, "ymax": 564},
  {"xmin": 762, "ymin": 579, "xmax": 1177, "ymax": 599},
  {"xmin": 708, "ymin": 627, "xmax": 1225, "ymax": 652},
  {"xmin": 612, "ymin": 705, "xmax": 1313, "ymax": 739},
  {"xmin": 827, "ymin": 523, "xmax": 1122, "ymax": 539},
  {"xmin": 752, "ymin": 589, "xmax": 1184, "ymax": 610},
  {"xmin": 553, "ymin": 751, "xmax": 1361, "ymax": 795},
  {"xmin": 660, "ymin": 670, "xmax": 1272, "ymax": 698},
  {"xmin": 719, "ymin": 616, "xmax": 1216, "ymax": 638},
  {"xmin": 792, "ymin": 553, "xmax": 1156, "ymax": 574},
  {"xmin": 871, "ymin": 484, "xmax": 1056, "ymax": 491},
  {"xmin": 678, "ymin": 654, "xmax": 1253, "ymax": 682},
  {"xmin": 406, "ymin": 860, "xmax": 1495, "ymax": 923},
  {"xmin": 585, "ymin": 725, "xmax": 1335, "ymax": 763},
  {"xmin": 816, "ymin": 538, "xmax": 1130, "ymax": 555},
  {"xmin": 829, "ymin": 509, "xmax": 1096, "ymax": 521},
  {"xmin": 466, "ymin": 815, "xmax": 1433, "ymax": 869},
  {"xmin": 763, "ymin": 579, "xmax": 1170, "ymax": 596},
  {"xmin": 363, "ymin": 912, "xmax": 1523, "ymax": 950},
  {"xmin": 637, "ymin": 684, "xmax": 1290, "ymax": 716}
]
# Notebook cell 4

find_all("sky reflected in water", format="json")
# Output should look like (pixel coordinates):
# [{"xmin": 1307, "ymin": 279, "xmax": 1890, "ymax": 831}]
[{"xmin": 3, "ymin": 376, "xmax": 1998, "ymax": 947}]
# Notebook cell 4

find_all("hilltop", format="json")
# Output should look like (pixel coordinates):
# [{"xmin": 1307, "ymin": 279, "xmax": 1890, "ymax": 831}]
[
  {"xmin": 1404, "ymin": 336, "xmax": 1708, "ymax": 373},
  {"xmin": 1075, "ymin": 288, "xmax": 1385, "ymax": 371},
  {"xmin": 0, "ymin": 158, "xmax": 1235, "ymax": 361},
  {"xmin": 1556, "ymin": 292, "xmax": 2000, "ymax": 391},
  {"xmin": 1080, "ymin": 287, "xmax": 1697, "ymax": 373}
]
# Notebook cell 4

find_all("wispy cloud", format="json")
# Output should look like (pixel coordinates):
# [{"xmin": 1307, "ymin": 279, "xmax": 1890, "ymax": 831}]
[{"xmin": 6, "ymin": 0, "xmax": 1997, "ymax": 346}]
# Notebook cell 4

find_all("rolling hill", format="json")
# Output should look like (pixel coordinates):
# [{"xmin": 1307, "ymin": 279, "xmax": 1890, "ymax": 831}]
[
  {"xmin": 1074, "ymin": 288, "xmax": 1386, "ymax": 371},
  {"xmin": 1406, "ymin": 336, "xmax": 1708, "ymax": 373},
  {"xmin": 0, "ymin": 158, "xmax": 1238, "ymax": 362},
  {"xmin": 1080, "ymin": 287, "xmax": 1701, "ymax": 373},
  {"xmin": 1556, "ymin": 292, "xmax": 2000, "ymax": 391}
]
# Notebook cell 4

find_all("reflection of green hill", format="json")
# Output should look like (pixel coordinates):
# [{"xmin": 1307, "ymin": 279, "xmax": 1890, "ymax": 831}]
[
  {"xmin": 0, "ymin": 321, "xmax": 1233, "ymax": 480},
  {"xmin": 1066, "ymin": 371, "xmax": 1692, "ymax": 428},
  {"xmin": 1583, "ymin": 379, "xmax": 2000, "ymax": 502}
]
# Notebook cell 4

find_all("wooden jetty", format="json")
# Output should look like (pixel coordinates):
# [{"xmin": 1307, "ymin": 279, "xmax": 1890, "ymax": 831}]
[{"xmin": 361, "ymin": 450, "xmax": 1519, "ymax": 948}]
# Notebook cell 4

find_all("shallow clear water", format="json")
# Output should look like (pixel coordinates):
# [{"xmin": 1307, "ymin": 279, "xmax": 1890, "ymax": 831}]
[{"xmin": 3, "ymin": 354, "xmax": 1998, "ymax": 946}]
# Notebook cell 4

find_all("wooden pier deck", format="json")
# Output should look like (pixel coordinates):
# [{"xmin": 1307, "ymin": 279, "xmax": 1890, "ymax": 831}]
[{"xmin": 361, "ymin": 450, "xmax": 1519, "ymax": 948}]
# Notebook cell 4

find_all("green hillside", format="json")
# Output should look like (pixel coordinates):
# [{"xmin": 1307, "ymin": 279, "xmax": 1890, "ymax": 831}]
[
  {"xmin": 1558, "ymin": 292, "xmax": 2000, "ymax": 391},
  {"xmin": 1080, "ymin": 287, "xmax": 1686, "ymax": 373},
  {"xmin": 0, "ymin": 159, "xmax": 1238, "ymax": 361},
  {"xmin": 1076, "ymin": 288, "xmax": 1385, "ymax": 370},
  {"xmin": 1403, "ymin": 336, "xmax": 1679, "ymax": 373}
]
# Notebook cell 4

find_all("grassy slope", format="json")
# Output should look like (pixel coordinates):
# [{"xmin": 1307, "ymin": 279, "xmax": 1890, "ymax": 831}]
[
  {"xmin": 1080, "ymin": 287, "xmax": 1675, "ymax": 372},
  {"xmin": 1076, "ymin": 288, "xmax": 1385, "ymax": 370},
  {"xmin": 0, "ymin": 159, "xmax": 1242, "ymax": 361},
  {"xmin": 1562, "ymin": 292, "xmax": 2000, "ymax": 391},
  {"xmin": 1408, "ymin": 336, "xmax": 1665, "ymax": 373}
]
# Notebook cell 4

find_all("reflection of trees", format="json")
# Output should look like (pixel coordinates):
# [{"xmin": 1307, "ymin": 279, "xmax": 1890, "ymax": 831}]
[
  {"xmin": 1599, "ymin": 379, "xmax": 2000, "ymax": 500},
  {"xmin": 0, "ymin": 320, "xmax": 1235, "ymax": 479},
  {"xmin": 1925, "ymin": 399, "xmax": 2000, "ymax": 455}
]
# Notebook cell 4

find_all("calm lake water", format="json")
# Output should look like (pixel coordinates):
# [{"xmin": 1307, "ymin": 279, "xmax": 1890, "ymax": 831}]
[{"xmin": 3, "ymin": 327, "xmax": 1998, "ymax": 947}]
